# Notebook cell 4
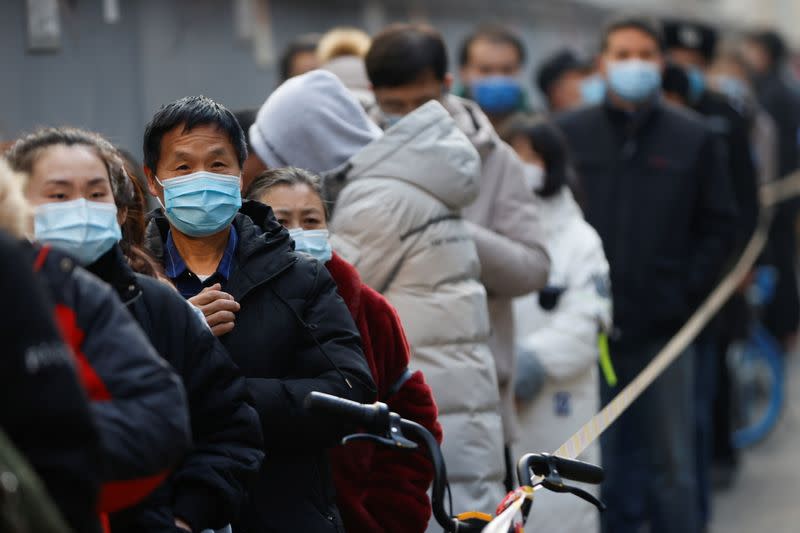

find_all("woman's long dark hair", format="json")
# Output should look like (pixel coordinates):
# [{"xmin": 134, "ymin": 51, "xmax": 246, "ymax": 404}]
[{"xmin": 500, "ymin": 113, "xmax": 584, "ymax": 202}]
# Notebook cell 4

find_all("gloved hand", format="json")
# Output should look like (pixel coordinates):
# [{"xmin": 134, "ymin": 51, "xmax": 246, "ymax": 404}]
[{"xmin": 514, "ymin": 347, "xmax": 547, "ymax": 403}]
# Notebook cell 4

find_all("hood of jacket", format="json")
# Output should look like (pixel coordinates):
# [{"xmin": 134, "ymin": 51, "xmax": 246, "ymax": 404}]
[
  {"xmin": 249, "ymin": 69, "xmax": 382, "ymax": 175},
  {"xmin": 334, "ymin": 99, "xmax": 481, "ymax": 210},
  {"xmin": 144, "ymin": 201, "xmax": 298, "ymax": 298},
  {"xmin": 441, "ymin": 93, "xmax": 499, "ymax": 160}
]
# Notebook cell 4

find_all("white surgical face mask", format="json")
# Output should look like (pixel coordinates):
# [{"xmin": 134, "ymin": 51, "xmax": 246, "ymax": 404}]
[{"xmin": 522, "ymin": 163, "xmax": 546, "ymax": 192}]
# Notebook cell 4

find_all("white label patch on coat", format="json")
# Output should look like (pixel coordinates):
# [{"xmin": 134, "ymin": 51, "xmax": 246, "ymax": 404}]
[{"xmin": 554, "ymin": 391, "xmax": 572, "ymax": 417}]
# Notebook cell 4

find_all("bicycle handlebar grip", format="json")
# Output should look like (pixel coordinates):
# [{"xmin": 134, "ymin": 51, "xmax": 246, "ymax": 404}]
[
  {"xmin": 550, "ymin": 456, "xmax": 604, "ymax": 485},
  {"xmin": 304, "ymin": 391, "xmax": 386, "ymax": 430}
]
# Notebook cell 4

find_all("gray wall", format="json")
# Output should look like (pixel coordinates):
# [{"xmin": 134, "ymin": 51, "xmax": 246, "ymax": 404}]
[{"xmin": 0, "ymin": 0, "xmax": 603, "ymax": 157}]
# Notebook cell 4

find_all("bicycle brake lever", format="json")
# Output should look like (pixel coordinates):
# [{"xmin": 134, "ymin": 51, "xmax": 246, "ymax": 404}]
[
  {"xmin": 341, "ymin": 412, "xmax": 419, "ymax": 449},
  {"xmin": 541, "ymin": 479, "xmax": 605, "ymax": 511},
  {"xmin": 341, "ymin": 432, "xmax": 418, "ymax": 449}
]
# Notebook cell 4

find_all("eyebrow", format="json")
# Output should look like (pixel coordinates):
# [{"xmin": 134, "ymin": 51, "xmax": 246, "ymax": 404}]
[{"xmin": 44, "ymin": 176, "xmax": 107, "ymax": 186}]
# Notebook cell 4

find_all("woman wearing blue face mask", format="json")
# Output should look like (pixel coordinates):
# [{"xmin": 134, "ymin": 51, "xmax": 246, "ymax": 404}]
[
  {"xmin": 8, "ymin": 127, "xmax": 264, "ymax": 533},
  {"xmin": 246, "ymin": 167, "xmax": 442, "ymax": 533}
]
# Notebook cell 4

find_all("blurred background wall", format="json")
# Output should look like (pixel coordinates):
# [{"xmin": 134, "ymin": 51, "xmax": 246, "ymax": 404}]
[{"xmin": 1, "ymin": 0, "xmax": 797, "ymax": 156}]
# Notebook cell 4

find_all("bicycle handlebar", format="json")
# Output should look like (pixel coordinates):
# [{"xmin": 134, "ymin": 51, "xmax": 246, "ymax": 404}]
[
  {"xmin": 305, "ymin": 391, "xmax": 388, "ymax": 432},
  {"xmin": 518, "ymin": 453, "xmax": 604, "ymax": 486}
]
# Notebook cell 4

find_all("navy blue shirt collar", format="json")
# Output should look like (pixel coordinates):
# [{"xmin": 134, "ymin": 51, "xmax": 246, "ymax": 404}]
[{"xmin": 165, "ymin": 226, "xmax": 238, "ymax": 298}]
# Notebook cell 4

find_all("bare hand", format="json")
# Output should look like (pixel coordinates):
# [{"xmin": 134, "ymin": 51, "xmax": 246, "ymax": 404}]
[
  {"xmin": 174, "ymin": 517, "xmax": 192, "ymax": 532},
  {"xmin": 188, "ymin": 283, "xmax": 240, "ymax": 336}
]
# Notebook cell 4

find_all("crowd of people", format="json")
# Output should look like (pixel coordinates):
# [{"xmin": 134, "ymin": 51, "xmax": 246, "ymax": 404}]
[{"xmin": 2, "ymin": 9, "xmax": 800, "ymax": 533}]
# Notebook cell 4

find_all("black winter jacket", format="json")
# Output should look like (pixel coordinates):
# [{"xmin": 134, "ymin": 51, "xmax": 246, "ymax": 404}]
[
  {"xmin": 146, "ymin": 201, "xmax": 375, "ymax": 533},
  {"xmin": 90, "ymin": 247, "xmax": 264, "ymax": 533},
  {"xmin": 556, "ymin": 99, "xmax": 738, "ymax": 342},
  {"xmin": 1, "ymin": 233, "xmax": 101, "ymax": 533},
  {"xmin": 694, "ymin": 90, "xmax": 760, "ymax": 251},
  {"xmin": 32, "ymin": 243, "xmax": 192, "ymax": 512}
]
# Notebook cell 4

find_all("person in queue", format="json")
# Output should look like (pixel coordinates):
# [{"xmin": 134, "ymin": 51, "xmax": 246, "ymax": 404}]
[
  {"xmin": 9, "ymin": 127, "xmax": 266, "ymax": 533},
  {"xmin": 246, "ymin": 166, "xmax": 443, "ymax": 533},
  {"xmin": 454, "ymin": 24, "xmax": 533, "ymax": 126},
  {"xmin": 740, "ymin": 29, "xmax": 800, "ymax": 351},
  {"xmin": 140, "ymin": 95, "xmax": 375, "ymax": 533},
  {"xmin": 499, "ymin": 114, "xmax": 611, "ymax": 533},
  {"xmin": 248, "ymin": 69, "xmax": 503, "ymax": 526},
  {"xmin": 0, "ymin": 160, "xmax": 101, "ymax": 533},
  {"xmin": 554, "ymin": 15, "xmax": 737, "ymax": 533},
  {"xmin": 317, "ymin": 27, "xmax": 375, "ymax": 109},
  {"xmin": 278, "ymin": 33, "xmax": 321, "ymax": 82},
  {"xmin": 536, "ymin": 49, "xmax": 603, "ymax": 111},
  {"xmin": 5, "ymin": 135, "xmax": 194, "ymax": 522},
  {"xmin": 364, "ymin": 23, "xmax": 551, "ymax": 491}
]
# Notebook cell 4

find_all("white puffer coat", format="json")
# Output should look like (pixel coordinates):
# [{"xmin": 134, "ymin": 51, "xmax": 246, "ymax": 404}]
[
  {"xmin": 512, "ymin": 188, "xmax": 612, "ymax": 533},
  {"xmin": 329, "ymin": 101, "xmax": 506, "ymax": 526}
]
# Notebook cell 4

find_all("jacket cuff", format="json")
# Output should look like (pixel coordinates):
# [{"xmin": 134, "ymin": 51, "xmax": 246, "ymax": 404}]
[{"xmin": 172, "ymin": 483, "xmax": 226, "ymax": 532}]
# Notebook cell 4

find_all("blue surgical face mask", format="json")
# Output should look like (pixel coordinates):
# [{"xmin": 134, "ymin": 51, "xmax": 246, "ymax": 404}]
[
  {"xmin": 470, "ymin": 76, "xmax": 523, "ymax": 115},
  {"xmin": 156, "ymin": 171, "xmax": 242, "ymax": 237},
  {"xmin": 34, "ymin": 198, "xmax": 122, "ymax": 265},
  {"xmin": 289, "ymin": 228, "xmax": 332, "ymax": 263},
  {"xmin": 713, "ymin": 75, "xmax": 750, "ymax": 104},
  {"xmin": 606, "ymin": 60, "xmax": 662, "ymax": 103},
  {"xmin": 580, "ymin": 75, "xmax": 607, "ymax": 105},
  {"xmin": 685, "ymin": 66, "xmax": 706, "ymax": 103}
]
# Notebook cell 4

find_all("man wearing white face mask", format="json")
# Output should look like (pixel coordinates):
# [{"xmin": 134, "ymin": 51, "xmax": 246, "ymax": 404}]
[
  {"xmin": 555, "ymin": 15, "xmax": 737, "ymax": 533},
  {"xmin": 141, "ymin": 95, "xmax": 375, "ymax": 533}
]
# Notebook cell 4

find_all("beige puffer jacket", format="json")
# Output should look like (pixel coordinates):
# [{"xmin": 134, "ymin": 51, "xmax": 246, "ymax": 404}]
[
  {"xmin": 443, "ymin": 95, "xmax": 551, "ymax": 444},
  {"xmin": 328, "ymin": 100, "xmax": 506, "ymax": 525}
]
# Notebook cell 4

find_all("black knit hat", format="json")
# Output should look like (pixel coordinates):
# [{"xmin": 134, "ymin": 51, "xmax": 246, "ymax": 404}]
[{"xmin": 662, "ymin": 20, "xmax": 718, "ymax": 62}]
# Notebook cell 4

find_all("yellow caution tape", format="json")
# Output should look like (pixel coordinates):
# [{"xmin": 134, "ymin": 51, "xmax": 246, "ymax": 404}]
[{"xmin": 598, "ymin": 332, "xmax": 617, "ymax": 387}]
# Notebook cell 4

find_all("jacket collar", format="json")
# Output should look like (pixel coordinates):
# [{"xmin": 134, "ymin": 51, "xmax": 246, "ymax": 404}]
[
  {"xmin": 144, "ymin": 201, "xmax": 297, "ymax": 301},
  {"xmin": 324, "ymin": 252, "xmax": 361, "ymax": 317},
  {"xmin": 86, "ymin": 245, "xmax": 142, "ymax": 305},
  {"xmin": 603, "ymin": 94, "xmax": 663, "ymax": 137}
]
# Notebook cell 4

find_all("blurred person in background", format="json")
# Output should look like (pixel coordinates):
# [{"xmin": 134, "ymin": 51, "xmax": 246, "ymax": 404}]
[
  {"xmin": 365, "ymin": 24, "xmax": 551, "ymax": 490},
  {"xmin": 318, "ymin": 27, "xmax": 374, "ymax": 107},
  {"xmin": 278, "ymin": 33, "xmax": 321, "ymax": 82},
  {"xmin": 709, "ymin": 50, "xmax": 779, "ymax": 184},
  {"xmin": 661, "ymin": 62, "xmax": 691, "ymax": 106},
  {"xmin": 741, "ymin": 29, "xmax": 800, "ymax": 350},
  {"xmin": 536, "ymin": 49, "xmax": 604, "ymax": 111},
  {"xmin": 249, "ymin": 69, "xmax": 504, "ymax": 527},
  {"xmin": 5, "ymin": 132, "xmax": 193, "ymax": 524},
  {"xmin": 9, "ymin": 127, "xmax": 266, "ymax": 533},
  {"xmin": 142, "ymin": 95, "xmax": 374, "ymax": 533},
  {"xmin": 232, "ymin": 108, "xmax": 268, "ymax": 193},
  {"xmin": 247, "ymin": 167, "xmax": 443, "ymax": 533},
  {"xmin": 455, "ymin": 24, "xmax": 534, "ymax": 126},
  {"xmin": 555, "ymin": 15, "xmax": 737, "ymax": 533},
  {"xmin": 500, "ymin": 114, "xmax": 611, "ymax": 533},
  {"xmin": 0, "ymin": 160, "xmax": 101, "ymax": 533}
]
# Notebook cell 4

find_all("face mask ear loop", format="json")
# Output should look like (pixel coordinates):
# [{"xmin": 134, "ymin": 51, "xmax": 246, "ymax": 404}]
[{"xmin": 153, "ymin": 175, "xmax": 167, "ymax": 211}]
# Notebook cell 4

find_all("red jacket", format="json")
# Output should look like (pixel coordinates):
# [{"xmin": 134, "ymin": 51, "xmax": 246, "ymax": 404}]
[{"xmin": 326, "ymin": 252, "xmax": 443, "ymax": 533}]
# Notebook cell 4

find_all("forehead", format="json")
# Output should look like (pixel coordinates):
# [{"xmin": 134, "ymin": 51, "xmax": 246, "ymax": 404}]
[
  {"xmin": 159, "ymin": 123, "xmax": 236, "ymax": 158},
  {"xmin": 468, "ymin": 38, "xmax": 521, "ymax": 64},
  {"xmin": 32, "ymin": 144, "xmax": 108, "ymax": 180},
  {"xmin": 606, "ymin": 27, "xmax": 661, "ymax": 51},
  {"xmin": 262, "ymin": 182, "xmax": 321, "ymax": 205},
  {"xmin": 374, "ymin": 70, "xmax": 443, "ymax": 96}
]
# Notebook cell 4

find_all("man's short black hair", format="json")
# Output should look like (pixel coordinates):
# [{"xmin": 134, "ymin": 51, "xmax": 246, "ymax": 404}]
[
  {"xmin": 143, "ymin": 95, "xmax": 247, "ymax": 172},
  {"xmin": 366, "ymin": 23, "xmax": 448, "ymax": 88},
  {"xmin": 600, "ymin": 14, "xmax": 664, "ymax": 52},
  {"xmin": 459, "ymin": 24, "xmax": 526, "ymax": 68},
  {"xmin": 279, "ymin": 33, "xmax": 320, "ymax": 82}
]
